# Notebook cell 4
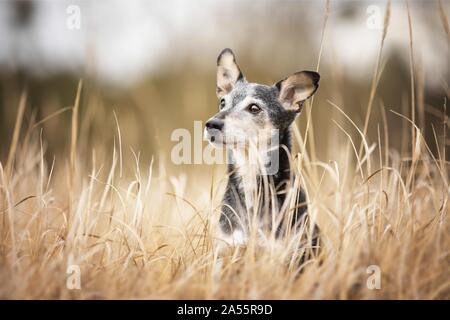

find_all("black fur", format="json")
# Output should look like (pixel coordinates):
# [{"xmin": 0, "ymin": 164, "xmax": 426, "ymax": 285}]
[{"xmin": 220, "ymin": 126, "xmax": 319, "ymax": 247}]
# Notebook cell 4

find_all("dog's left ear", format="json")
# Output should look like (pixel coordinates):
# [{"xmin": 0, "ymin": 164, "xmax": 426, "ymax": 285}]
[
  {"xmin": 216, "ymin": 48, "xmax": 244, "ymax": 98},
  {"xmin": 275, "ymin": 71, "xmax": 320, "ymax": 112}
]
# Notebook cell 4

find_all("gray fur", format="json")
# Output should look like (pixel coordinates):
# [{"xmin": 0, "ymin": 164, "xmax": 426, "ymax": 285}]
[{"xmin": 205, "ymin": 48, "xmax": 321, "ymax": 263}]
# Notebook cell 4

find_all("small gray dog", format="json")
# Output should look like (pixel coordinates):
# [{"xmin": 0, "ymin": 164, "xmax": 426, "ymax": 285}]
[{"xmin": 205, "ymin": 48, "xmax": 320, "ymax": 262}]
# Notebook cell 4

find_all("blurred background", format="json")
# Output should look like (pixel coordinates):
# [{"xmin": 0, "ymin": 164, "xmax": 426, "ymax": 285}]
[{"xmin": 0, "ymin": 0, "xmax": 448, "ymax": 175}]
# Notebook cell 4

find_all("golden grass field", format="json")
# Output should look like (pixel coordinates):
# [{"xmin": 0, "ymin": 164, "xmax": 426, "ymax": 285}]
[{"xmin": 0, "ymin": 1, "xmax": 449, "ymax": 299}]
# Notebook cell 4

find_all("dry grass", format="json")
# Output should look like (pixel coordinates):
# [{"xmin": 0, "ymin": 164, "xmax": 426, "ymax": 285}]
[
  {"xmin": 0, "ymin": 1, "xmax": 449, "ymax": 300},
  {"xmin": 0, "ymin": 88, "xmax": 448, "ymax": 299}
]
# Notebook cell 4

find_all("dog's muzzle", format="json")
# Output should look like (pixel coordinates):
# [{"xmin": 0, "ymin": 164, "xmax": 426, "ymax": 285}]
[
  {"xmin": 205, "ymin": 118, "xmax": 224, "ymax": 131},
  {"xmin": 204, "ymin": 118, "xmax": 224, "ymax": 145}
]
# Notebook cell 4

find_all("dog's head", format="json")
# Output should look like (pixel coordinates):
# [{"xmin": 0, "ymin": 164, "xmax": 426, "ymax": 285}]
[{"xmin": 204, "ymin": 48, "xmax": 320, "ymax": 148}]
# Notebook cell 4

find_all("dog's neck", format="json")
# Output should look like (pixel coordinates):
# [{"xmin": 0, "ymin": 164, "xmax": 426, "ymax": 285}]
[{"xmin": 227, "ymin": 127, "xmax": 292, "ymax": 211}]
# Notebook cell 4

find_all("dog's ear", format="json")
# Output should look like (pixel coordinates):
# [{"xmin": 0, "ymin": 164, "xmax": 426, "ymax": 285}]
[
  {"xmin": 216, "ymin": 48, "xmax": 244, "ymax": 98},
  {"xmin": 275, "ymin": 71, "xmax": 320, "ymax": 112}
]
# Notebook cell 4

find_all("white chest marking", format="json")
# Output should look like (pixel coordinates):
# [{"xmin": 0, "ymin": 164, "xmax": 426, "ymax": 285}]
[
  {"xmin": 220, "ymin": 229, "xmax": 248, "ymax": 246},
  {"xmin": 233, "ymin": 149, "xmax": 259, "ymax": 212}
]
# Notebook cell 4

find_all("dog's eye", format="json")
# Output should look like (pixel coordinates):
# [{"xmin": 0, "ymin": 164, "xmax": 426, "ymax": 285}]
[
  {"xmin": 248, "ymin": 104, "xmax": 261, "ymax": 114},
  {"xmin": 219, "ymin": 99, "xmax": 226, "ymax": 110}
]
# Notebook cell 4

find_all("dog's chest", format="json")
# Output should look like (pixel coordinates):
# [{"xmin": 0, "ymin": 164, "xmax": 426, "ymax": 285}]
[{"xmin": 232, "ymin": 149, "xmax": 261, "ymax": 211}]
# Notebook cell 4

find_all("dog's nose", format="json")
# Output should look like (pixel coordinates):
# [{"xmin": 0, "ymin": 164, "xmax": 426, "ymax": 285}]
[{"xmin": 205, "ymin": 119, "xmax": 224, "ymax": 131}]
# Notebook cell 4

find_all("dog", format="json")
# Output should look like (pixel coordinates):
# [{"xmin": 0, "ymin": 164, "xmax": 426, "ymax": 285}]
[{"xmin": 204, "ymin": 48, "xmax": 320, "ymax": 264}]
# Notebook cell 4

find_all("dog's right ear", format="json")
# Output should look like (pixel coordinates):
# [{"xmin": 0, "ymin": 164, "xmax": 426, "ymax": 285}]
[{"xmin": 216, "ymin": 48, "xmax": 244, "ymax": 98}]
